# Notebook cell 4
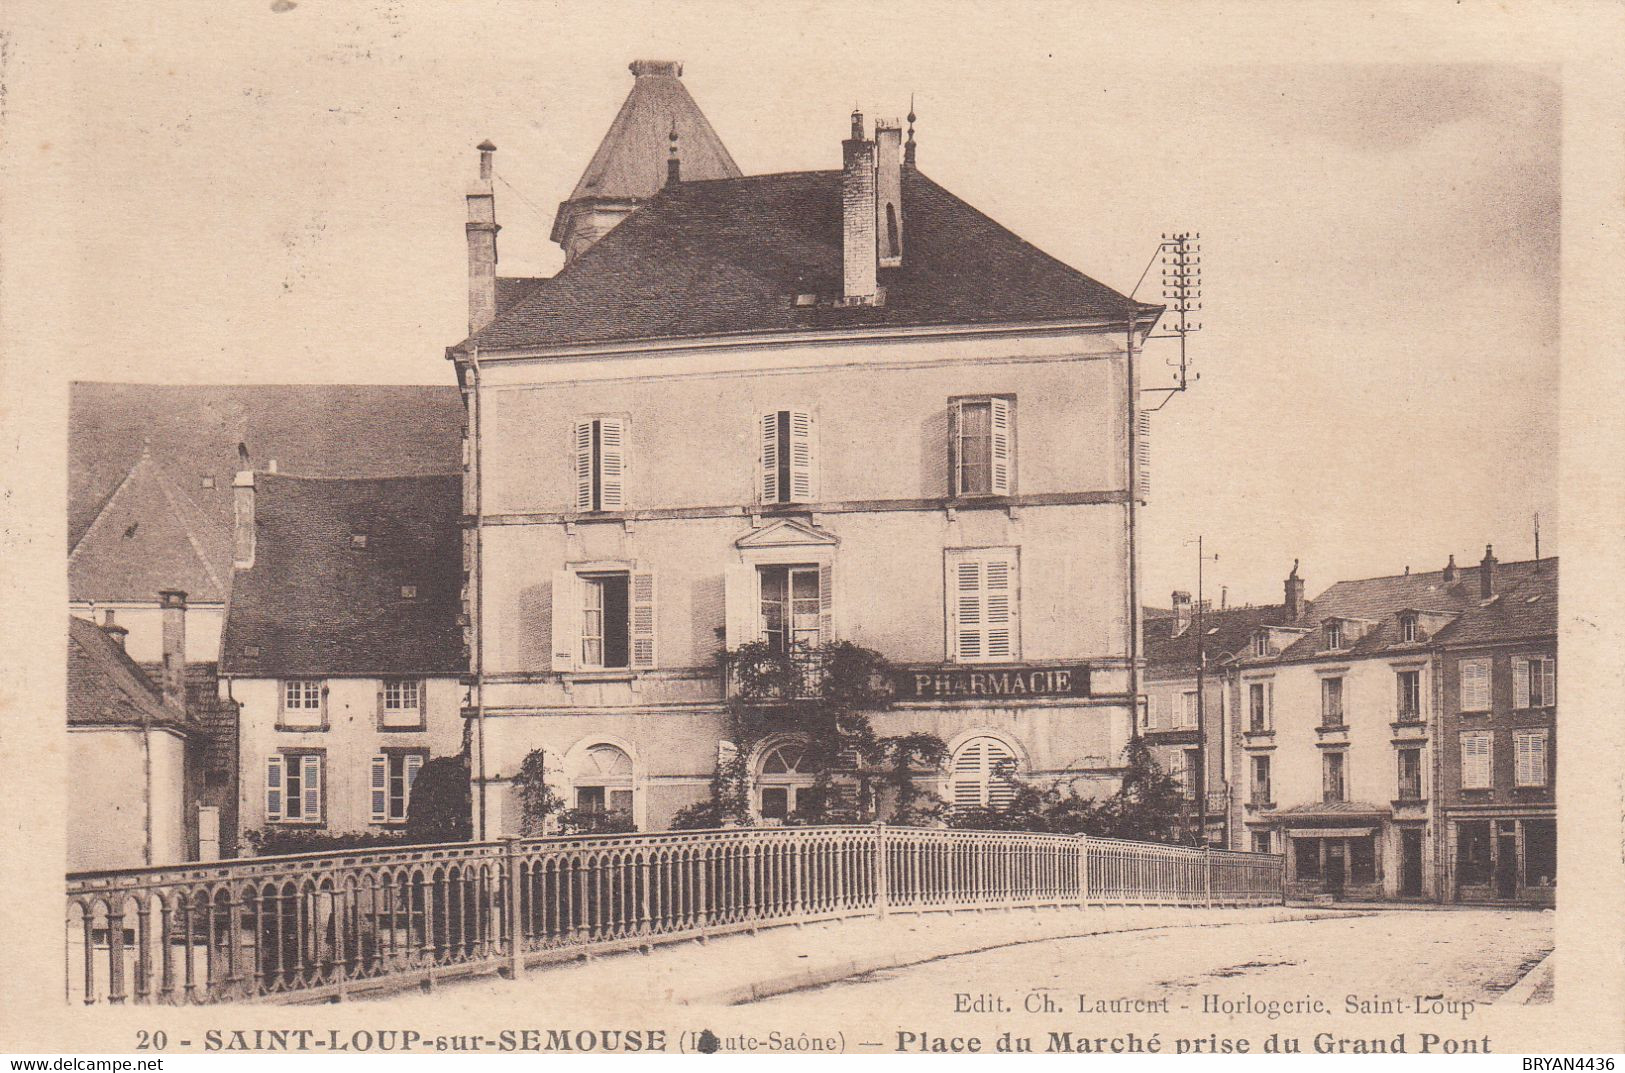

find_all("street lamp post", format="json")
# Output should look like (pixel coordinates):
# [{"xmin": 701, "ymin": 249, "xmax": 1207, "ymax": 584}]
[{"xmin": 1188, "ymin": 536, "xmax": 1220, "ymax": 847}]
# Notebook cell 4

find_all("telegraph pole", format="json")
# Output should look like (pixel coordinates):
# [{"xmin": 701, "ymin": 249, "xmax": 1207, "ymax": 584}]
[{"xmin": 1187, "ymin": 536, "xmax": 1220, "ymax": 847}]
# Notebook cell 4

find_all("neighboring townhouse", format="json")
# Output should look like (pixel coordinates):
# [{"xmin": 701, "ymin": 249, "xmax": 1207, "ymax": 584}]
[
  {"xmin": 1143, "ymin": 592, "xmax": 1290, "ymax": 847},
  {"xmin": 67, "ymin": 609, "xmax": 195, "ymax": 871},
  {"xmin": 1234, "ymin": 549, "xmax": 1543, "ymax": 901},
  {"xmin": 218, "ymin": 473, "xmax": 466, "ymax": 843},
  {"xmin": 1434, "ymin": 559, "xmax": 1557, "ymax": 905},
  {"xmin": 452, "ymin": 62, "xmax": 1163, "ymax": 835}
]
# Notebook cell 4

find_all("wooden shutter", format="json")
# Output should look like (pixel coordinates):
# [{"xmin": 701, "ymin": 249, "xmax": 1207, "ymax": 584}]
[
  {"xmin": 1513, "ymin": 657, "xmax": 1529, "ymax": 709},
  {"xmin": 1136, "ymin": 409, "xmax": 1152, "ymax": 501},
  {"xmin": 947, "ymin": 399, "xmax": 963, "ymax": 497},
  {"xmin": 1461, "ymin": 660, "xmax": 1489, "ymax": 711},
  {"xmin": 370, "ymin": 756, "xmax": 388, "ymax": 823},
  {"xmin": 630, "ymin": 569, "xmax": 657, "ymax": 669},
  {"xmin": 302, "ymin": 755, "xmax": 322, "ymax": 823},
  {"xmin": 572, "ymin": 420, "xmax": 594, "ymax": 510},
  {"xmin": 984, "ymin": 554, "xmax": 1015, "ymax": 659},
  {"xmin": 1541, "ymin": 657, "xmax": 1555, "ymax": 705},
  {"xmin": 818, "ymin": 560, "xmax": 834, "ymax": 643},
  {"xmin": 598, "ymin": 417, "xmax": 626, "ymax": 509},
  {"xmin": 950, "ymin": 737, "xmax": 1016, "ymax": 809},
  {"xmin": 404, "ymin": 754, "xmax": 424, "ymax": 817},
  {"xmin": 789, "ymin": 410, "xmax": 816, "ymax": 501},
  {"xmin": 551, "ymin": 569, "xmax": 579, "ymax": 672},
  {"xmin": 1514, "ymin": 732, "xmax": 1540, "ymax": 786},
  {"xmin": 989, "ymin": 397, "xmax": 1012, "ymax": 495},
  {"xmin": 759, "ymin": 412, "xmax": 780, "ymax": 503},
  {"xmin": 950, "ymin": 555, "xmax": 983, "ymax": 660},
  {"xmin": 1461, "ymin": 732, "xmax": 1491, "ymax": 789},
  {"xmin": 265, "ymin": 755, "xmax": 284, "ymax": 821},
  {"xmin": 723, "ymin": 563, "xmax": 758, "ymax": 649},
  {"xmin": 1146, "ymin": 694, "xmax": 1161, "ymax": 730}
]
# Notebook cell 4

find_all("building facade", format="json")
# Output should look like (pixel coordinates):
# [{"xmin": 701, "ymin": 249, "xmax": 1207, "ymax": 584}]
[
  {"xmin": 66, "ymin": 609, "xmax": 196, "ymax": 872},
  {"xmin": 1434, "ymin": 560, "xmax": 1557, "ymax": 905},
  {"xmin": 218, "ymin": 473, "xmax": 466, "ymax": 845},
  {"xmin": 1233, "ymin": 550, "xmax": 1548, "ymax": 902},
  {"xmin": 454, "ymin": 65, "xmax": 1161, "ymax": 836},
  {"xmin": 1143, "ymin": 594, "xmax": 1290, "ymax": 848}
]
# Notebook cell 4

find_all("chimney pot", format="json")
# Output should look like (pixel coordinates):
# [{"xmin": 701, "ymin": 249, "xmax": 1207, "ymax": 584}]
[
  {"xmin": 1171, "ymin": 590, "xmax": 1193, "ymax": 636},
  {"xmin": 101, "ymin": 622, "xmax": 130, "ymax": 651},
  {"xmin": 1444, "ymin": 554, "xmax": 1457, "ymax": 582},
  {"xmin": 1480, "ymin": 544, "xmax": 1498, "ymax": 599},
  {"xmin": 158, "ymin": 589, "xmax": 187, "ymax": 712},
  {"xmin": 874, "ymin": 120, "xmax": 904, "ymax": 268}
]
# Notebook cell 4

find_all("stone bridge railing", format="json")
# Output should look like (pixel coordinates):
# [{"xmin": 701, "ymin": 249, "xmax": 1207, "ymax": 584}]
[{"xmin": 65, "ymin": 825, "xmax": 1283, "ymax": 1006}]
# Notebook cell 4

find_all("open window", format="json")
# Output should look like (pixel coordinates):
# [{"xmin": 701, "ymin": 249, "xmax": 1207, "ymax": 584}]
[
  {"xmin": 758, "ymin": 409, "xmax": 818, "ymax": 504},
  {"xmin": 948, "ymin": 396, "xmax": 1014, "ymax": 497},
  {"xmin": 551, "ymin": 566, "xmax": 657, "ymax": 672}
]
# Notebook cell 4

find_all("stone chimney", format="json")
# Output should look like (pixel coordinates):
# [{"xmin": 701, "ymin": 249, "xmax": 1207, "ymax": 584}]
[
  {"xmin": 874, "ymin": 119, "xmax": 903, "ymax": 268},
  {"xmin": 466, "ymin": 140, "xmax": 500, "ymax": 337},
  {"xmin": 1284, "ymin": 560, "xmax": 1306, "ymax": 620},
  {"xmin": 101, "ymin": 620, "xmax": 129, "ymax": 652},
  {"xmin": 1480, "ymin": 544, "xmax": 1497, "ymax": 599},
  {"xmin": 158, "ymin": 590, "xmax": 187, "ymax": 711},
  {"xmin": 1443, "ymin": 554, "xmax": 1457, "ymax": 582},
  {"xmin": 1171, "ymin": 591, "xmax": 1193, "ymax": 636},
  {"xmin": 841, "ymin": 109, "xmax": 878, "ymax": 303},
  {"xmin": 233, "ymin": 470, "xmax": 256, "ymax": 568}
]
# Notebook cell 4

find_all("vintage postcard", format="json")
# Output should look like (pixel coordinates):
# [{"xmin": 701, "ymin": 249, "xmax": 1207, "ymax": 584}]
[{"xmin": 2, "ymin": 0, "xmax": 1622, "ymax": 1062}]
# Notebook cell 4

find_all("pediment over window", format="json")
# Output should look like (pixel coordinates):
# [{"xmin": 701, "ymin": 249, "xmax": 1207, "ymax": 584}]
[{"xmin": 734, "ymin": 518, "xmax": 840, "ymax": 550}]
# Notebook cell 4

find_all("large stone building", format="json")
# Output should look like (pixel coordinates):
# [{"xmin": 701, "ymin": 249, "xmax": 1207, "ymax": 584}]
[{"xmin": 452, "ymin": 62, "xmax": 1162, "ymax": 836}]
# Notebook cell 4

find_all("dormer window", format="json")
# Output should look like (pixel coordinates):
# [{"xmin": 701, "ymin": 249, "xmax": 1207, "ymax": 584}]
[
  {"xmin": 1399, "ymin": 612, "xmax": 1419, "ymax": 643},
  {"xmin": 1324, "ymin": 621, "xmax": 1343, "ymax": 650},
  {"xmin": 1253, "ymin": 631, "xmax": 1269, "ymax": 657}
]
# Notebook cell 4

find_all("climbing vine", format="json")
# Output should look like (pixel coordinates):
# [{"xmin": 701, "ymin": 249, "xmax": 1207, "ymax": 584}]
[{"xmin": 671, "ymin": 641, "xmax": 947, "ymax": 829}]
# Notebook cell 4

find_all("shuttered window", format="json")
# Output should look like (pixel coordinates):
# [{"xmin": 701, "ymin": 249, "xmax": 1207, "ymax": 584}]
[
  {"xmin": 949, "ymin": 396, "xmax": 1014, "ymax": 497},
  {"xmin": 269, "ymin": 753, "xmax": 323, "ymax": 823},
  {"xmin": 1513, "ymin": 730, "xmax": 1548, "ymax": 787},
  {"xmin": 1460, "ymin": 658, "xmax": 1492, "ymax": 711},
  {"xmin": 572, "ymin": 416, "xmax": 627, "ymax": 511},
  {"xmin": 946, "ymin": 548, "xmax": 1019, "ymax": 663},
  {"xmin": 948, "ymin": 737, "xmax": 1018, "ymax": 810},
  {"xmin": 1460, "ymin": 731, "xmax": 1493, "ymax": 789},
  {"xmin": 552, "ymin": 567, "xmax": 656, "ymax": 672},
  {"xmin": 371, "ymin": 753, "xmax": 425, "ymax": 823},
  {"xmin": 760, "ymin": 410, "xmax": 817, "ymax": 504},
  {"xmin": 1514, "ymin": 656, "xmax": 1556, "ymax": 709}
]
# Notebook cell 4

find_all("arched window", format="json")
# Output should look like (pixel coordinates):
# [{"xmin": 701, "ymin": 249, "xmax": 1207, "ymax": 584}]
[
  {"xmin": 756, "ymin": 739, "xmax": 815, "ymax": 823},
  {"xmin": 571, "ymin": 743, "xmax": 634, "ymax": 822},
  {"xmin": 947, "ymin": 736, "xmax": 1018, "ymax": 810}
]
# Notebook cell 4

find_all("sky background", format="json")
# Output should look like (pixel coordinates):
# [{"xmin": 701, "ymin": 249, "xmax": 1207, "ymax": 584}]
[{"xmin": 21, "ymin": 1, "xmax": 1560, "ymax": 608}]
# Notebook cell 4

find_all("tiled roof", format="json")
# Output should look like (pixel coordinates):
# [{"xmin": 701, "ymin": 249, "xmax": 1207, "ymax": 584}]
[
  {"xmin": 68, "ymin": 616, "xmax": 189, "ymax": 730},
  {"xmin": 1261, "ymin": 557, "xmax": 1546, "ymax": 664},
  {"xmin": 465, "ymin": 169, "xmax": 1159, "ymax": 352},
  {"xmin": 68, "ymin": 449, "xmax": 231, "ymax": 603},
  {"xmin": 1145, "ymin": 604, "xmax": 1291, "ymax": 680},
  {"xmin": 562, "ymin": 60, "xmax": 741, "ymax": 206},
  {"xmin": 70, "ymin": 384, "xmax": 464, "ymax": 602},
  {"xmin": 219, "ymin": 474, "xmax": 464, "ymax": 677},
  {"xmin": 1433, "ymin": 560, "xmax": 1558, "ymax": 647}
]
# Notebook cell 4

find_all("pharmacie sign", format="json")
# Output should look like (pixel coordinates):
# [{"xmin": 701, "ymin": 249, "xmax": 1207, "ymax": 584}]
[{"xmin": 897, "ymin": 664, "xmax": 1091, "ymax": 700}]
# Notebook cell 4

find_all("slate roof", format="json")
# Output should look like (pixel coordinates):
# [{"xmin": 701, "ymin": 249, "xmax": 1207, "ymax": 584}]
[
  {"xmin": 1433, "ymin": 560, "xmax": 1558, "ymax": 647},
  {"xmin": 559, "ymin": 60, "xmax": 741, "ymax": 208},
  {"xmin": 69, "ymin": 449, "xmax": 232, "ymax": 603},
  {"xmin": 464, "ymin": 168, "xmax": 1160, "ymax": 352},
  {"xmin": 1250, "ymin": 556, "xmax": 1547, "ymax": 665},
  {"xmin": 68, "ymin": 616, "xmax": 190, "ymax": 730},
  {"xmin": 1145, "ymin": 604, "xmax": 1292, "ymax": 680},
  {"xmin": 219, "ymin": 474, "xmax": 464, "ymax": 677},
  {"xmin": 70, "ymin": 384, "xmax": 464, "ymax": 602}
]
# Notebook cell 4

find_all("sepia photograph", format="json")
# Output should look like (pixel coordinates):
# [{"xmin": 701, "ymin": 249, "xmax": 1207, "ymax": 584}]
[{"xmin": 2, "ymin": 0, "xmax": 1622, "ymax": 1062}]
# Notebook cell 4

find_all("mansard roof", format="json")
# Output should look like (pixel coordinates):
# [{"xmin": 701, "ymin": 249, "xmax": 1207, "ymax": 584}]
[
  {"xmin": 219, "ymin": 474, "xmax": 465, "ymax": 678},
  {"xmin": 463, "ymin": 168, "xmax": 1159, "ymax": 353}
]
